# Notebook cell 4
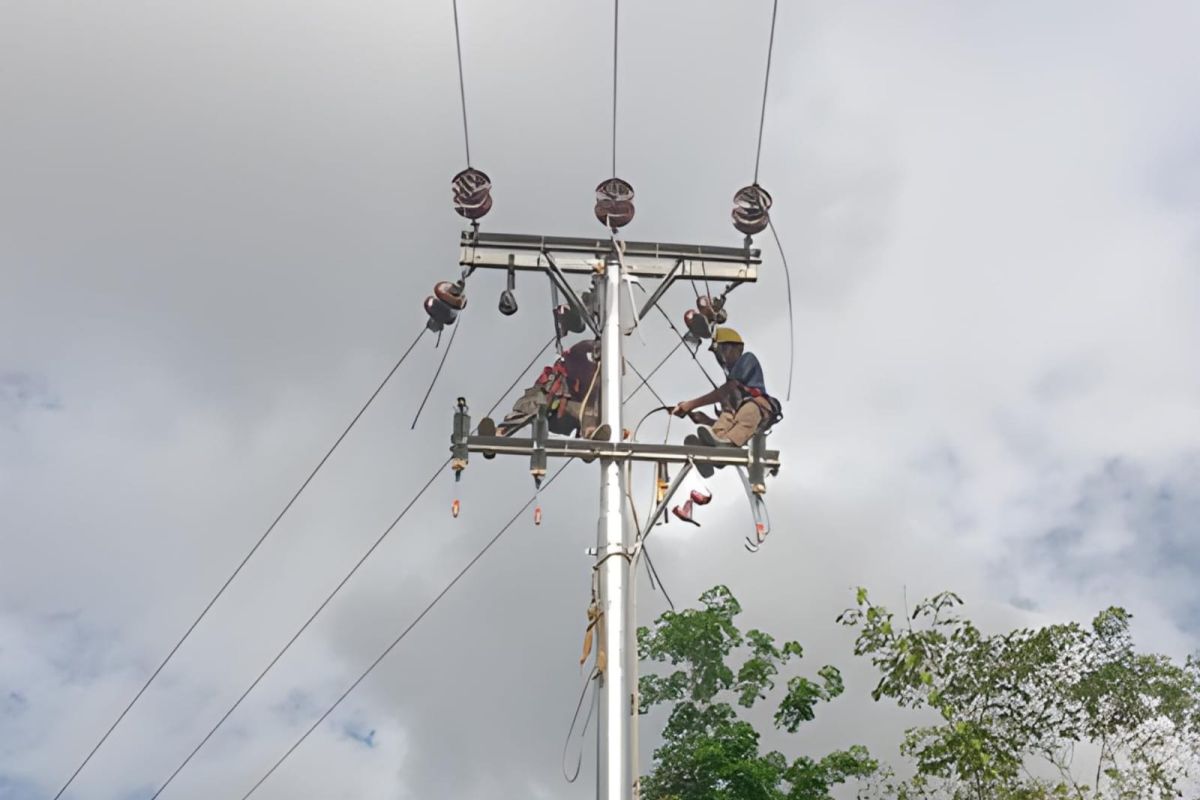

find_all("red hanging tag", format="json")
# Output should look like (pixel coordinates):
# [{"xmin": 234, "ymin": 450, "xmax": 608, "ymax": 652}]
[
  {"xmin": 451, "ymin": 499, "xmax": 461, "ymax": 518},
  {"xmin": 533, "ymin": 506, "xmax": 543, "ymax": 526}
]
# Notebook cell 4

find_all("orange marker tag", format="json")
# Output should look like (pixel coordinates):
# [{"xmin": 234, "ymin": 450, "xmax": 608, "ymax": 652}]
[
  {"xmin": 451, "ymin": 499, "xmax": 461, "ymax": 518},
  {"xmin": 533, "ymin": 506, "xmax": 543, "ymax": 526}
]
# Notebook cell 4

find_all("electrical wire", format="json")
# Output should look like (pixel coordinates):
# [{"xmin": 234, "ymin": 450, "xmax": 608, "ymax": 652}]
[
  {"xmin": 624, "ymin": 359, "xmax": 668, "ymax": 408},
  {"xmin": 611, "ymin": 0, "xmax": 620, "ymax": 177},
  {"xmin": 237, "ymin": 460, "xmax": 574, "ymax": 800},
  {"xmin": 138, "ymin": 337, "xmax": 556, "ymax": 798},
  {"xmin": 451, "ymin": 0, "xmax": 472, "ymax": 165},
  {"xmin": 753, "ymin": 0, "xmax": 780, "ymax": 184},
  {"xmin": 650, "ymin": 303, "xmax": 720, "ymax": 390},
  {"xmin": 50, "ymin": 326, "xmax": 427, "ymax": 800},
  {"xmin": 767, "ymin": 217, "xmax": 795, "ymax": 401},
  {"xmin": 624, "ymin": 339, "xmax": 683, "ymax": 404},
  {"xmin": 411, "ymin": 317, "xmax": 463, "ymax": 429}
]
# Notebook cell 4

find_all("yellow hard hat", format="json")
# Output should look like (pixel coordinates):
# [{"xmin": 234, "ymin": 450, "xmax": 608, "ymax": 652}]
[{"xmin": 712, "ymin": 327, "xmax": 743, "ymax": 345}]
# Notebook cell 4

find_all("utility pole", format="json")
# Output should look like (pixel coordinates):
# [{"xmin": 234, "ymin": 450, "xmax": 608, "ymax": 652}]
[
  {"xmin": 595, "ymin": 251, "xmax": 634, "ymax": 798},
  {"xmin": 446, "ymin": 230, "xmax": 779, "ymax": 800}
]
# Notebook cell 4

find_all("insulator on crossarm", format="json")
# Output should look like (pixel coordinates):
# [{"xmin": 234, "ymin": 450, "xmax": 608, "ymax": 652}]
[
  {"xmin": 554, "ymin": 303, "xmax": 586, "ymax": 336},
  {"xmin": 452, "ymin": 167, "xmax": 493, "ymax": 220},
  {"xmin": 732, "ymin": 184, "xmax": 772, "ymax": 236},
  {"xmin": 424, "ymin": 296, "xmax": 458, "ymax": 331},
  {"xmin": 594, "ymin": 178, "xmax": 635, "ymax": 229},
  {"xmin": 434, "ymin": 281, "xmax": 468, "ymax": 310},
  {"xmin": 695, "ymin": 295, "xmax": 727, "ymax": 324},
  {"xmin": 684, "ymin": 308, "xmax": 711, "ymax": 340}
]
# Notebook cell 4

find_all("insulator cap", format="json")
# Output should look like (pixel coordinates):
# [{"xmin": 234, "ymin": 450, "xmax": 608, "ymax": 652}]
[
  {"xmin": 452, "ymin": 167, "xmax": 493, "ymax": 220},
  {"xmin": 594, "ymin": 178, "xmax": 635, "ymax": 229},
  {"xmin": 732, "ymin": 184, "xmax": 773, "ymax": 235},
  {"xmin": 434, "ymin": 280, "xmax": 468, "ymax": 310}
]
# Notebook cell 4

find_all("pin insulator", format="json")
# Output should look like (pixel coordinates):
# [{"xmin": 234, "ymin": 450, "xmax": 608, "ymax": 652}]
[
  {"xmin": 732, "ymin": 184, "xmax": 773, "ymax": 236},
  {"xmin": 425, "ymin": 296, "xmax": 458, "ymax": 328},
  {"xmin": 594, "ymin": 178, "xmax": 635, "ymax": 229},
  {"xmin": 684, "ymin": 308, "xmax": 711, "ymax": 340},
  {"xmin": 452, "ymin": 167, "xmax": 493, "ymax": 220}
]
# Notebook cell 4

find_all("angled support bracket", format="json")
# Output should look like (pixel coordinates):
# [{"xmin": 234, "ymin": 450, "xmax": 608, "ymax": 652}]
[
  {"xmin": 543, "ymin": 252, "xmax": 601, "ymax": 337},
  {"xmin": 637, "ymin": 258, "xmax": 684, "ymax": 322}
]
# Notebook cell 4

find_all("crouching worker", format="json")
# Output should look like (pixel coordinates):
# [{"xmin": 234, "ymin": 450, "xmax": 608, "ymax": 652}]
[
  {"xmin": 671, "ymin": 327, "xmax": 781, "ymax": 448},
  {"xmin": 487, "ymin": 340, "xmax": 602, "ymax": 439}
]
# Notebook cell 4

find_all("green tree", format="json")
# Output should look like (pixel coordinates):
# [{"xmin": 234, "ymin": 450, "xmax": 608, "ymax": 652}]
[
  {"xmin": 839, "ymin": 589, "xmax": 1200, "ymax": 800},
  {"xmin": 637, "ymin": 585, "xmax": 876, "ymax": 800}
]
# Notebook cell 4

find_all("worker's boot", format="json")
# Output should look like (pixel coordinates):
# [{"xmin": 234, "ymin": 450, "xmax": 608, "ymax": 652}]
[{"xmin": 696, "ymin": 425, "xmax": 734, "ymax": 448}]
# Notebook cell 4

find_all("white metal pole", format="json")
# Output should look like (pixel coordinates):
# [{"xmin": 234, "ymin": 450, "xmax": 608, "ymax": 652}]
[{"xmin": 596, "ymin": 251, "xmax": 634, "ymax": 800}]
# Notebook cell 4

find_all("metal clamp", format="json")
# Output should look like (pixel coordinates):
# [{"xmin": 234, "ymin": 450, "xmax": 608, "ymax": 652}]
[{"xmin": 451, "ymin": 397, "xmax": 471, "ymax": 474}]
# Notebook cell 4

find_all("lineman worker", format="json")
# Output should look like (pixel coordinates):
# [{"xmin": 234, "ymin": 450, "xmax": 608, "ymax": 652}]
[
  {"xmin": 671, "ymin": 327, "xmax": 780, "ymax": 449},
  {"xmin": 486, "ymin": 339, "xmax": 604, "ymax": 439}
]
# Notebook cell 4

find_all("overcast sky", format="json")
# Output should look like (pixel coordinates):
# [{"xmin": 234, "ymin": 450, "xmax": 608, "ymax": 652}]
[{"xmin": 3, "ymin": 1, "xmax": 1200, "ymax": 798}]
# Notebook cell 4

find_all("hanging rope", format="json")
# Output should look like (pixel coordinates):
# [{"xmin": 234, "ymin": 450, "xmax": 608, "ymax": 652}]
[
  {"xmin": 753, "ymin": 0, "xmax": 779, "ymax": 184},
  {"xmin": 451, "ymin": 0, "xmax": 472, "ymax": 165}
]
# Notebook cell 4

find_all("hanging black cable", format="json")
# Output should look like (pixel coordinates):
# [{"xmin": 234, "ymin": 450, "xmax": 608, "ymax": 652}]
[
  {"xmin": 411, "ymin": 316, "xmax": 463, "ymax": 429},
  {"xmin": 134, "ymin": 337, "xmax": 555, "ymax": 799},
  {"xmin": 237, "ymin": 461, "xmax": 574, "ymax": 800},
  {"xmin": 451, "ymin": 0, "xmax": 472, "ymax": 165},
  {"xmin": 50, "ymin": 326, "xmax": 427, "ymax": 800},
  {"xmin": 753, "ymin": 0, "xmax": 779, "ymax": 184},
  {"xmin": 767, "ymin": 218, "xmax": 795, "ymax": 401}
]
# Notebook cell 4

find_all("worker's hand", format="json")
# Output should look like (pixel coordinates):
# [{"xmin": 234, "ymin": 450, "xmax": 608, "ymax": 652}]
[{"xmin": 671, "ymin": 400, "xmax": 693, "ymax": 418}]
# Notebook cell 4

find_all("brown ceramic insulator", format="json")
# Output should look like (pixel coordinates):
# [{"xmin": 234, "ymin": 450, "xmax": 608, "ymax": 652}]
[{"xmin": 731, "ymin": 184, "xmax": 773, "ymax": 235}]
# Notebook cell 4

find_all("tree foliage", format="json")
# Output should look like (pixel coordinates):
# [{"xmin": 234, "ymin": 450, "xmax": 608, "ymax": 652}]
[
  {"xmin": 638, "ymin": 585, "xmax": 876, "ymax": 800},
  {"xmin": 839, "ymin": 589, "xmax": 1200, "ymax": 800}
]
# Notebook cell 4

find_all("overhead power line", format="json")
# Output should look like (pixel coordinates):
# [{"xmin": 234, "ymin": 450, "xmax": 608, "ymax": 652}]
[
  {"xmin": 611, "ymin": 0, "xmax": 620, "ymax": 176},
  {"xmin": 51, "ymin": 326, "xmax": 427, "ymax": 800},
  {"xmin": 753, "ymin": 0, "xmax": 780, "ymax": 184},
  {"xmin": 141, "ymin": 337, "xmax": 555, "ymax": 799},
  {"xmin": 238, "ymin": 460, "xmax": 575, "ymax": 800},
  {"xmin": 451, "ymin": 0, "xmax": 472, "ymax": 165}
]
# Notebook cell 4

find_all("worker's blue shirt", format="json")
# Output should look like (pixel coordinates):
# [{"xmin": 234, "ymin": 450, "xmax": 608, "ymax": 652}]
[{"xmin": 727, "ymin": 351, "xmax": 767, "ymax": 398}]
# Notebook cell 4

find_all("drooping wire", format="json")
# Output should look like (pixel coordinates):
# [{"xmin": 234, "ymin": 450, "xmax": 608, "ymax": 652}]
[
  {"xmin": 451, "ymin": 0, "xmax": 472, "ymax": 165},
  {"xmin": 611, "ymin": 0, "xmax": 619, "ymax": 176},
  {"xmin": 753, "ymin": 0, "xmax": 780, "ymax": 184},
  {"xmin": 238, "ymin": 460, "xmax": 575, "ymax": 800},
  {"xmin": 136, "ymin": 337, "xmax": 557, "ymax": 798},
  {"xmin": 624, "ymin": 359, "xmax": 668, "ymax": 408},
  {"xmin": 767, "ymin": 217, "xmax": 795, "ymax": 401},
  {"xmin": 624, "ymin": 339, "xmax": 683, "ymax": 404},
  {"xmin": 50, "ymin": 325, "xmax": 427, "ymax": 800},
  {"xmin": 411, "ymin": 317, "xmax": 463, "ymax": 429}
]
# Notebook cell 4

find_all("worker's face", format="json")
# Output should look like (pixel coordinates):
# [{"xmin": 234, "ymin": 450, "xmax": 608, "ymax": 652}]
[{"xmin": 714, "ymin": 343, "xmax": 742, "ymax": 368}]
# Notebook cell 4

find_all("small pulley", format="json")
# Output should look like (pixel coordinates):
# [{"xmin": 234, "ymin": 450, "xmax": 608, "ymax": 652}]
[
  {"xmin": 424, "ymin": 281, "xmax": 467, "ymax": 332},
  {"xmin": 452, "ymin": 167, "xmax": 493, "ymax": 220},
  {"xmin": 731, "ymin": 184, "xmax": 772, "ymax": 236},
  {"xmin": 594, "ymin": 178, "xmax": 635, "ymax": 229}
]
